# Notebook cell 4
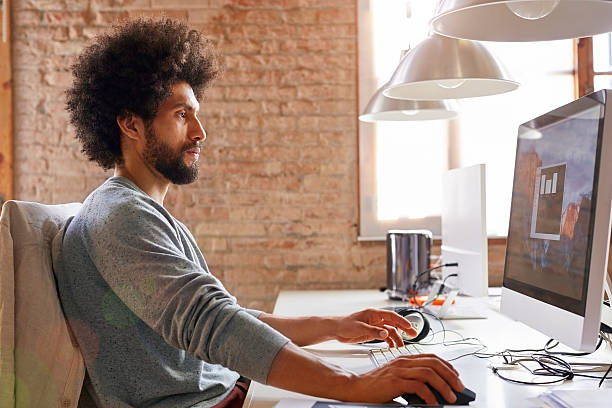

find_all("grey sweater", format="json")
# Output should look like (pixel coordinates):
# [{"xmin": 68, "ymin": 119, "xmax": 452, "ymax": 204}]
[{"xmin": 55, "ymin": 176, "xmax": 290, "ymax": 408}]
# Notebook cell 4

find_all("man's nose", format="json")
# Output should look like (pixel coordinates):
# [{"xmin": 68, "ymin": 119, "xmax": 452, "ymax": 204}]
[{"xmin": 191, "ymin": 116, "xmax": 206, "ymax": 141}]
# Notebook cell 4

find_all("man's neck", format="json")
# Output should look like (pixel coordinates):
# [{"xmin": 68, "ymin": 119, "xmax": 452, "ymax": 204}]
[{"xmin": 114, "ymin": 164, "xmax": 169, "ymax": 206}]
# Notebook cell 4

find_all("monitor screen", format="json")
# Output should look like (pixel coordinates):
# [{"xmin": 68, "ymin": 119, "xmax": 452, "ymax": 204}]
[{"xmin": 504, "ymin": 95, "xmax": 605, "ymax": 317}]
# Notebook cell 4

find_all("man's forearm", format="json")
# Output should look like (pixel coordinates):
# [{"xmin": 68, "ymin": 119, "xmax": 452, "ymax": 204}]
[
  {"xmin": 266, "ymin": 342, "xmax": 354, "ymax": 400},
  {"xmin": 258, "ymin": 313, "xmax": 337, "ymax": 346}
]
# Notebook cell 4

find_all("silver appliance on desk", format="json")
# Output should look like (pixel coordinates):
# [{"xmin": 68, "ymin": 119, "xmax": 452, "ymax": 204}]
[{"xmin": 386, "ymin": 230, "xmax": 432, "ymax": 301}]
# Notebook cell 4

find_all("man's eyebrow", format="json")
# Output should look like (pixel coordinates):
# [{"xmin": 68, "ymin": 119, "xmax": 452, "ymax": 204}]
[{"xmin": 170, "ymin": 102, "xmax": 199, "ymax": 111}]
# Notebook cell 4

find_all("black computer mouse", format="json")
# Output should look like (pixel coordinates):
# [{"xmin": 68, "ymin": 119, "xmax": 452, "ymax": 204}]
[{"xmin": 402, "ymin": 384, "xmax": 476, "ymax": 406}]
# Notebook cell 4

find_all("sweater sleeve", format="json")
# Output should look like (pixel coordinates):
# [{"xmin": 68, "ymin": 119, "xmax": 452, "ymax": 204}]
[{"xmin": 83, "ymin": 197, "xmax": 289, "ymax": 383}]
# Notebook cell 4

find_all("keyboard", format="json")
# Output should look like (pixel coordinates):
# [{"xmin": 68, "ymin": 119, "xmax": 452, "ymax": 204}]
[{"xmin": 369, "ymin": 344, "xmax": 423, "ymax": 367}]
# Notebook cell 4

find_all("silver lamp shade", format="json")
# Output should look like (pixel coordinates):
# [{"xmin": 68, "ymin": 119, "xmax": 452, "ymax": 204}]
[
  {"xmin": 431, "ymin": 0, "xmax": 612, "ymax": 42},
  {"xmin": 359, "ymin": 83, "xmax": 459, "ymax": 122},
  {"xmin": 383, "ymin": 34, "xmax": 518, "ymax": 100}
]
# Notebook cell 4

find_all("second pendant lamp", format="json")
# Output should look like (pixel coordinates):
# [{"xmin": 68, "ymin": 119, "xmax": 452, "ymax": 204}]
[{"xmin": 383, "ymin": 33, "xmax": 519, "ymax": 101}]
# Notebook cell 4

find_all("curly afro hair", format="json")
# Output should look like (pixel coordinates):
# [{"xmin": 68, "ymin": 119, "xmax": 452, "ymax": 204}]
[{"xmin": 66, "ymin": 18, "xmax": 220, "ymax": 170}]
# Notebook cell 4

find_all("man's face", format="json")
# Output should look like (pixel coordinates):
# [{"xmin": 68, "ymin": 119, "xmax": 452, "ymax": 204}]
[{"xmin": 142, "ymin": 82, "xmax": 205, "ymax": 185}]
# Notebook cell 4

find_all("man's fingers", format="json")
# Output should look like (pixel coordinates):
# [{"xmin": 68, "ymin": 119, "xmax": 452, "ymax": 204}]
[
  {"xmin": 402, "ymin": 353, "xmax": 461, "ymax": 378},
  {"xmin": 395, "ymin": 367, "xmax": 457, "ymax": 404},
  {"xmin": 367, "ymin": 309, "xmax": 417, "ymax": 337},
  {"xmin": 390, "ymin": 356, "xmax": 464, "ymax": 391},
  {"xmin": 383, "ymin": 325, "xmax": 404, "ymax": 348},
  {"xmin": 400, "ymin": 381, "xmax": 439, "ymax": 406}
]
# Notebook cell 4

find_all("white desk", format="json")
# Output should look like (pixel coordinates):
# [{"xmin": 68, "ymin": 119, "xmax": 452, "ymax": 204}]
[{"xmin": 243, "ymin": 290, "xmax": 612, "ymax": 408}]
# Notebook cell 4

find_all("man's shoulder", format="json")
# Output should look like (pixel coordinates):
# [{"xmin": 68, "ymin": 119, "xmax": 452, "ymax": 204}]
[{"xmin": 78, "ymin": 177, "xmax": 164, "ymax": 229}]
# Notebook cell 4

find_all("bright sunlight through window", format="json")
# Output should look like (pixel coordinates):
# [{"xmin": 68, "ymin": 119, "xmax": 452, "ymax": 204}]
[{"xmin": 362, "ymin": 0, "xmax": 574, "ymax": 237}]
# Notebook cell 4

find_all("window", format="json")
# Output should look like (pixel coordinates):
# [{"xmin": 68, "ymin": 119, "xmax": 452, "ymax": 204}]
[
  {"xmin": 358, "ymin": 0, "xmax": 575, "ymax": 239},
  {"xmin": 593, "ymin": 33, "xmax": 612, "ymax": 91}
]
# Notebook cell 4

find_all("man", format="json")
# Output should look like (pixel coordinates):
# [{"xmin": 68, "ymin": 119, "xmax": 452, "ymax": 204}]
[{"xmin": 57, "ymin": 18, "xmax": 464, "ymax": 408}]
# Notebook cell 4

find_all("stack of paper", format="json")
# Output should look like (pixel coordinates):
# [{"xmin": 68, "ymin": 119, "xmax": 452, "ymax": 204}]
[{"xmin": 538, "ymin": 389, "xmax": 612, "ymax": 408}]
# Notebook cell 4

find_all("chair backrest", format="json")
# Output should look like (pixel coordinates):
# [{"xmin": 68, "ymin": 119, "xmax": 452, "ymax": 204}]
[{"xmin": 0, "ymin": 200, "xmax": 85, "ymax": 408}]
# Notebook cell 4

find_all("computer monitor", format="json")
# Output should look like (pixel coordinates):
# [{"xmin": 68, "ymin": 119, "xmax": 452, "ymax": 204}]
[
  {"xmin": 441, "ymin": 164, "xmax": 489, "ymax": 297},
  {"xmin": 501, "ymin": 89, "xmax": 612, "ymax": 352}
]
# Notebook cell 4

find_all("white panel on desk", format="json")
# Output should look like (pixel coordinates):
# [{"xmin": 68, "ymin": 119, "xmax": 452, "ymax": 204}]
[{"xmin": 441, "ymin": 164, "xmax": 489, "ymax": 297}]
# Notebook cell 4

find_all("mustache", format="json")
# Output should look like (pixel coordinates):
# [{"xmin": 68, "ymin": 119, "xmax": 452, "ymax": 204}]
[{"xmin": 183, "ymin": 142, "xmax": 201, "ymax": 152}]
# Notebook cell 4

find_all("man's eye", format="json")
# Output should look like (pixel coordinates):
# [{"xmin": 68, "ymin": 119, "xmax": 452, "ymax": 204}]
[{"xmin": 178, "ymin": 112, "xmax": 186, "ymax": 118}]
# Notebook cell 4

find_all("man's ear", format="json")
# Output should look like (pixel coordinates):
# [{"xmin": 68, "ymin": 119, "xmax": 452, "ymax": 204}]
[{"xmin": 116, "ymin": 112, "xmax": 145, "ymax": 142}]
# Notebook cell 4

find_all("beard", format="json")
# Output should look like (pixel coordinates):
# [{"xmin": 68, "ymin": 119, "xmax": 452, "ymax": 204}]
[{"xmin": 142, "ymin": 122, "xmax": 199, "ymax": 185}]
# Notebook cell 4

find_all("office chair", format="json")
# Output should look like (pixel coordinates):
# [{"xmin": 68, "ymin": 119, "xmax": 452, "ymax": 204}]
[{"xmin": 0, "ymin": 200, "xmax": 85, "ymax": 407}]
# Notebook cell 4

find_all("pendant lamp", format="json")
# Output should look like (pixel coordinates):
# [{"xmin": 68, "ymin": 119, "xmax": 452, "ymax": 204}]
[
  {"xmin": 431, "ymin": 0, "xmax": 612, "ymax": 42},
  {"xmin": 359, "ymin": 82, "xmax": 459, "ymax": 122},
  {"xmin": 383, "ymin": 34, "xmax": 518, "ymax": 100}
]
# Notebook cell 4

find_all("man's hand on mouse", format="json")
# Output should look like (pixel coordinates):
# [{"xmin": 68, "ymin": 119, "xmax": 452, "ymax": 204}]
[
  {"xmin": 345, "ymin": 354, "xmax": 465, "ymax": 405},
  {"xmin": 332, "ymin": 308, "xmax": 418, "ymax": 348}
]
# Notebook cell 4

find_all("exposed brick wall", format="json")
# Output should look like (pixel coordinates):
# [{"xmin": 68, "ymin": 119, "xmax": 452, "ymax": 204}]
[{"xmin": 10, "ymin": 0, "xmax": 506, "ymax": 311}]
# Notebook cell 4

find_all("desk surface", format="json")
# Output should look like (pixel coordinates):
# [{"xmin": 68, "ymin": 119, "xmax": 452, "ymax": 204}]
[{"xmin": 243, "ymin": 290, "xmax": 612, "ymax": 408}]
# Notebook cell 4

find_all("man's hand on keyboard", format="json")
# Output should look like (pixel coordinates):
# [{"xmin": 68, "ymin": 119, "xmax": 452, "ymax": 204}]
[
  {"xmin": 347, "ymin": 354, "xmax": 464, "ymax": 405},
  {"xmin": 333, "ymin": 308, "xmax": 418, "ymax": 349}
]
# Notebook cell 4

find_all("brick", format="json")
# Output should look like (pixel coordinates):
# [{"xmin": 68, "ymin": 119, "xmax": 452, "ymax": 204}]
[
  {"xmin": 229, "ymin": 175, "xmax": 300, "ymax": 191},
  {"xmin": 319, "ymin": 130, "xmax": 356, "ymax": 146},
  {"xmin": 281, "ymin": 8, "xmax": 318, "ymax": 24},
  {"xmin": 284, "ymin": 251, "xmax": 349, "ymax": 267},
  {"xmin": 297, "ymin": 115, "xmax": 355, "ymax": 131},
  {"xmin": 43, "ymin": 11, "xmax": 89, "ymax": 25},
  {"xmin": 151, "ymin": 0, "xmax": 221, "ymax": 9},
  {"xmin": 303, "ymin": 206, "xmax": 353, "ymax": 220},
  {"xmin": 281, "ymin": 38, "xmax": 355, "ymax": 53},
  {"xmin": 297, "ymin": 54, "xmax": 355, "ymax": 69},
  {"xmin": 298, "ymin": 24, "xmax": 355, "ymax": 39},
  {"xmin": 218, "ymin": 253, "xmax": 284, "ymax": 268},
  {"xmin": 228, "ymin": 207, "xmax": 302, "ymax": 222},
  {"xmin": 204, "ymin": 145, "xmax": 300, "ymax": 161},
  {"xmin": 224, "ymin": 85, "xmax": 296, "ymax": 101},
  {"xmin": 194, "ymin": 222, "xmax": 266, "ymax": 236},
  {"xmin": 300, "ymin": 145, "xmax": 351, "ymax": 161},
  {"xmin": 199, "ymin": 161, "xmax": 268, "ymax": 175},
  {"xmin": 224, "ymin": 24, "xmax": 297, "ymax": 39},
  {"xmin": 184, "ymin": 206, "xmax": 230, "ymax": 221},
  {"xmin": 282, "ymin": 162, "xmax": 320, "ymax": 175},
  {"xmin": 265, "ymin": 220, "xmax": 350, "ymax": 237},
  {"xmin": 224, "ymin": 54, "xmax": 297, "ymax": 70},
  {"xmin": 260, "ymin": 115, "xmax": 297, "ymax": 131},
  {"xmin": 94, "ymin": 0, "xmax": 152, "ymax": 11},
  {"xmin": 42, "ymin": 70, "xmax": 73, "ymax": 87},
  {"xmin": 294, "ymin": 0, "xmax": 355, "ymax": 6},
  {"xmin": 190, "ymin": 8, "xmax": 284, "ymax": 25},
  {"xmin": 13, "ymin": 10, "xmax": 43, "ymax": 25},
  {"xmin": 204, "ymin": 130, "xmax": 261, "ymax": 146},
  {"xmin": 195, "ymin": 237, "xmax": 229, "ymax": 252},
  {"xmin": 296, "ymin": 268, "xmax": 348, "ymax": 283},
  {"xmin": 204, "ymin": 100, "xmax": 261, "ymax": 116},
  {"xmin": 297, "ymin": 84, "xmax": 355, "ymax": 100},
  {"xmin": 261, "ymin": 130, "xmax": 318, "ymax": 146},
  {"xmin": 303, "ymin": 175, "xmax": 347, "ymax": 192},
  {"xmin": 316, "ymin": 8, "xmax": 355, "ymax": 24},
  {"xmin": 279, "ymin": 68, "xmax": 354, "ymax": 85},
  {"xmin": 205, "ymin": 116, "xmax": 260, "ymax": 131},
  {"xmin": 229, "ymin": 237, "xmax": 300, "ymax": 251},
  {"xmin": 223, "ymin": 269, "xmax": 295, "ymax": 285},
  {"xmin": 127, "ymin": 9, "xmax": 189, "ymax": 21},
  {"xmin": 320, "ymin": 161, "xmax": 354, "ymax": 175}
]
